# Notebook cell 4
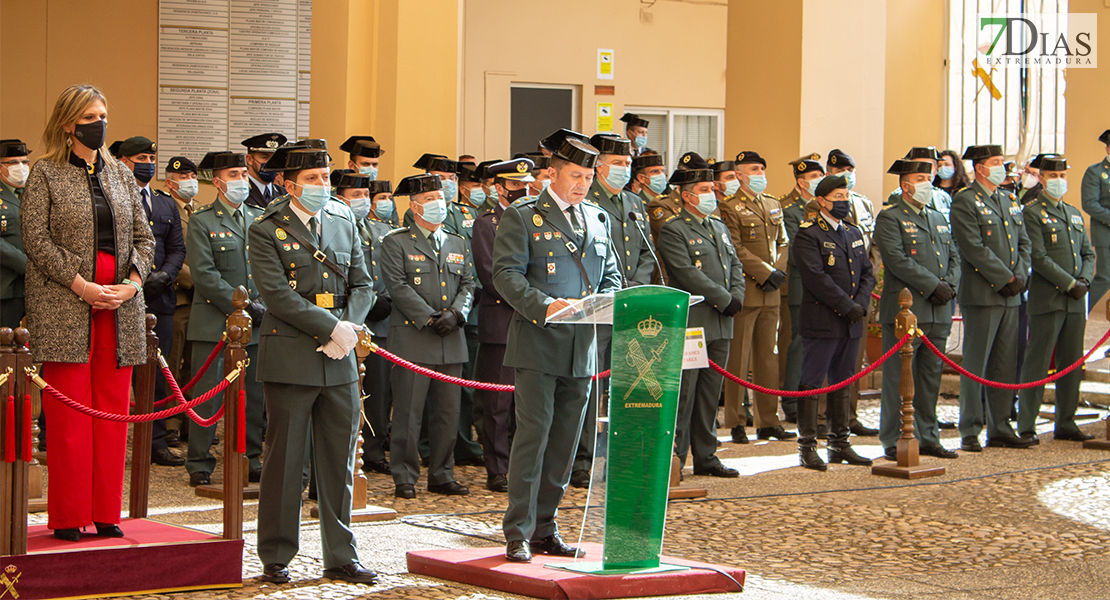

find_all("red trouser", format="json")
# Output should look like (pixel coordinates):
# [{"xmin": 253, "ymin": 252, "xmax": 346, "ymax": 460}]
[{"xmin": 41, "ymin": 251, "xmax": 132, "ymax": 530}]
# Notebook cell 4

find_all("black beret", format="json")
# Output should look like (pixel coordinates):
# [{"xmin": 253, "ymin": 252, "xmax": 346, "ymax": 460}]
[
  {"xmin": 0, "ymin": 139, "xmax": 30, "ymax": 158},
  {"xmin": 961, "ymin": 144, "xmax": 1003, "ymax": 161},
  {"xmin": 553, "ymin": 138, "xmax": 599, "ymax": 169},
  {"xmin": 165, "ymin": 156, "xmax": 197, "ymax": 173},
  {"xmin": 668, "ymin": 168, "xmax": 714, "ymax": 186},
  {"xmin": 676, "ymin": 152, "xmax": 710, "ymax": 171},
  {"xmin": 260, "ymin": 148, "xmax": 328, "ymax": 172},
  {"xmin": 632, "ymin": 153, "xmax": 664, "ymax": 172},
  {"xmin": 814, "ymin": 175, "xmax": 847, "ymax": 198},
  {"xmin": 620, "ymin": 113, "xmax": 650, "ymax": 129},
  {"xmin": 394, "ymin": 173, "xmax": 442, "ymax": 197},
  {"xmin": 712, "ymin": 160, "xmax": 737, "ymax": 173},
  {"xmin": 734, "ymin": 151, "xmax": 766, "ymax": 167},
  {"xmin": 903, "ymin": 146, "xmax": 939, "ymax": 161},
  {"xmin": 886, "ymin": 159, "xmax": 932, "ymax": 175},
  {"xmin": 1099, "ymin": 130, "xmax": 1110, "ymax": 146},
  {"xmin": 241, "ymin": 133, "xmax": 287, "ymax": 152},
  {"xmin": 340, "ymin": 135, "xmax": 384, "ymax": 158},
  {"xmin": 790, "ymin": 152, "xmax": 822, "ymax": 165},
  {"xmin": 488, "ymin": 158, "xmax": 536, "ymax": 182},
  {"xmin": 413, "ymin": 153, "xmax": 459, "ymax": 174},
  {"xmin": 589, "ymin": 133, "xmax": 631, "ymax": 156},
  {"xmin": 332, "ymin": 169, "xmax": 371, "ymax": 190},
  {"xmin": 108, "ymin": 141, "xmax": 123, "ymax": 158},
  {"xmin": 540, "ymin": 129, "xmax": 590, "ymax": 153},
  {"xmin": 827, "ymin": 149, "xmax": 855, "ymax": 169},
  {"xmin": 117, "ymin": 136, "xmax": 156, "ymax": 158},
  {"xmin": 793, "ymin": 159, "xmax": 824, "ymax": 176},
  {"xmin": 198, "ymin": 151, "xmax": 247, "ymax": 172},
  {"xmin": 368, "ymin": 180, "xmax": 393, "ymax": 196},
  {"xmin": 1039, "ymin": 156, "xmax": 1069, "ymax": 171}
]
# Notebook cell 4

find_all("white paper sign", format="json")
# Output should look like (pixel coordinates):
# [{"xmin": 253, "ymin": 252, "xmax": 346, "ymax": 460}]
[{"xmin": 683, "ymin": 327, "xmax": 708, "ymax": 370}]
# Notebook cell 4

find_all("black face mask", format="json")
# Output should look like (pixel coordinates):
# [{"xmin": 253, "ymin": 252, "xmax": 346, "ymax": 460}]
[
  {"xmin": 255, "ymin": 162, "xmax": 276, "ymax": 183},
  {"xmin": 829, "ymin": 200, "xmax": 851, "ymax": 220},
  {"xmin": 73, "ymin": 119, "xmax": 107, "ymax": 150},
  {"xmin": 132, "ymin": 162, "xmax": 155, "ymax": 184},
  {"xmin": 504, "ymin": 186, "xmax": 528, "ymax": 202}
]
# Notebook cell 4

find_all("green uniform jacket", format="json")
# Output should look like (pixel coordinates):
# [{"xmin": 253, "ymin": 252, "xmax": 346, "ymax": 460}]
[
  {"xmin": 647, "ymin": 188, "xmax": 683, "ymax": 243},
  {"xmin": 0, "ymin": 182, "xmax": 25, "ymax": 301},
  {"xmin": 492, "ymin": 190, "xmax": 621, "ymax": 378},
  {"xmin": 248, "ymin": 198, "xmax": 375, "ymax": 386},
  {"xmin": 588, "ymin": 179, "xmax": 656, "ymax": 286},
  {"xmin": 1081, "ymin": 157, "xmax": 1110, "ymax": 246},
  {"xmin": 950, "ymin": 181, "xmax": 1031, "ymax": 307},
  {"xmin": 656, "ymin": 209, "xmax": 745, "ymax": 342},
  {"xmin": 1023, "ymin": 193, "xmax": 1095, "ymax": 315},
  {"xmin": 874, "ymin": 197, "xmax": 960, "ymax": 324},
  {"xmin": 359, "ymin": 216, "xmax": 394, "ymax": 338},
  {"xmin": 380, "ymin": 226, "xmax": 474, "ymax": 365},
  {"xmin": 781, "ymin": 188, "xmax": 807, "ymax": 306},
  {"xmin": 185, "ymin": 197, "xmax": 264, "ymax": 344}
]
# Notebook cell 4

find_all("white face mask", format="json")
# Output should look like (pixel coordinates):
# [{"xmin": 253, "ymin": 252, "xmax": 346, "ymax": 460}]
[
  {"xmin": 4, "ymin": 163, "xmax": 29, "ymax": 187},
  {"xmin": 174, "ymin": 178, "xmax": 199, "ymax": 200},
  {"xmin": 1022, "ymin": 173, "xmax": 1039, "ymax": 189}
]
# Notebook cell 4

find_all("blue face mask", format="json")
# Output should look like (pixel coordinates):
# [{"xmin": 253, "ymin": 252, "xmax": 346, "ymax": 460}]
[
  {"xmin": 1045, "ymin": 178, "xmax": 1067, "ymax": 198},
  {"xmin": 695, "ymin": 191, "xmax": 717, "ymax": 216},
  {"xmin": 841, "ymin": 170, "xmax": 856, "ymax": 190},
  {"xmin": 633, "ymin": 135, "xmax": 648, "ymax": 150},
  {"xmin": 421, "ymin": 197, "xmax": 448, "ymax": 224},
  {"xmin": 985, "ymin": 164, "xmax": 1007, "ymax": 186},
  {"xmin": 937, "ymin": 165, "xmax": 955, "ymax": 180},
  {"xmin": 348, "ymin": 196, "xmax": 371, "ymax": 219},
  {"xmin": 373, "ymin": 198, "xmax": 394, "ymax": 220},
  {"xmin": 222, "ymin": 179, "xmax": 250, "ymax": 205},
  {"xmin": 440, "ymin": 179, "xmax": 458, "ymax": 202},
  {"xmin": 488, "ymin": 185, "xmax": 499, "ymax": 204},
  {"xmin": 806, "ymin": 177, "xmax": 823, "ymax": 196},
  {"xmin": 723, "ymin": 179, "xmax": 740, "ymax": 197},
  {"xmin": 296, "ymin": 182, "xmax": 331, "ymax": 213},
  {"xmin": 256, "ymin": 168, "xmax": 277, "ymax": 184},
  {"xmin": 747, "ymin": 174, "xmax": 768, "ymax": 194},
  {"xmin": 648, "ymin": 173, "xmax": 667, "ymax": 195},
  {"xmin": 174, "ymin": 178, "xmax": 199, "ymax": 200},
  {"xmin": 358, "ymin": 166, "xmax": 378, "ymax": 181},
  {"xmin": 132, "ymin": 162, "xmax": 155, "ymax": 185},
  {"xmin": 541, "ymin": 179, "xmax": 551, "ymax": 191},
  {"xmin": 603, "ymin": 164, "xmax": 631, "ymax": 190},
  {"xmin": 467, "ymin": 187, "xmax": 486, "ymax": 206}
]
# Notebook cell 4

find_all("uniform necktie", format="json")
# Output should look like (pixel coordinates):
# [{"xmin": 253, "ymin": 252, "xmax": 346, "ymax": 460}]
[
  {"xmin": 234, "ymin": 208, "xmax": 244, "ymax": 233},
  {"xmin": 430, "ymin": 232, "xmax": 441, "ymax": 255},
  {"xmin": 839, "ymin": 224, "xmax": 848, "ymax": 247},
  {"xmin": 308, "ymin": 216, "xmax": 318, "ymax": 244},
  {"xmin": 567, "ymin": 206, "xmax": 584, "ymax": 241},
  {"xmin": 263, "ymin": 185, "xmax": 273, "ymax": 204},
  {"xmin": 141, "ymin": 189, "xmax": 151, "ymax": 215}
]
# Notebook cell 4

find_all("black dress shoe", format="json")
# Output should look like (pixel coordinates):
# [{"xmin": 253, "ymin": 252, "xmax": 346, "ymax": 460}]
[
  {"xmin": 487, "ymin": 474, "xmax": 508, "ymax": 492},
  {"xmin": 394, "ymin": 484, "xmax": 415, "ymax": 499},
  {"xmin": 362, "ymin": 459, "xmax": 392, "ymax": 475},
  {"xmin": 94, "ymin": 522, "xmax": 124, "ymax": 537},
  {"xmin": 799, "ymin": 446, "xmax": 827, "ymax": 471},
  {"xmin": 756, "ymin": 426, "xmax": 798, "ymax": 441},
  {"xmin": 259, "ymin": 563, "xmax": 290, "ymax": 584},
  {"xmin": 569, "ymin": 469, "xmax": 590, "ymax": 488},
  {"xmin": 919, "ymin": 444, "xmax": 959, "ymax": 459},
  {"xmin": 882, "ymin": 446, "xmax": 897, "ymax": 461},
  {"xmin": 849, "ymin": 423, "xmax": 879, "ymax": 436},
  {"xmin": 323, "ymin": 562, "xmax": 378, "ymax": 584},
  {"xmin": 530, "ymin": 533, "xmax": 585, "ymax": 557},
  {"xmin": 1054, "ymin": 430, "xmax": 1095, "ymax": 442},
  {"xmin": 53, "ymin": 528, "xmax": 81, "ymax": 542},
  {"xmin": 189, "ymin": 471, "xmax": 211, "ymax": 487},
  {"xmin": 428, "ymin": 481, "xmax": 469, "ymax": 495},
  {"xmin": 938, "ymin": 420, "xmax": 957, "ymax": 430},
  {"xmin": 730, "ymin": 426, "xmax": 749, "ymax": 444},
  {"xmin": 985, "ymin": 434, "xmax": 1035, "ymax": 448},
  {"xmin": 249, "ymin": 468, "xmax": 263, "ymax": 483},
  {"xmin": 506, "ymin": 540, "xmax": 532, "ymax": 562},
  {"xmin": 1019, "ymin": 431, "xmax": 1040, "ymax": 446},
  {"xmin": 211, "ymin": 434, "xmax": 219, "ymax": 446},
  {"xmin": 960, "ymin": 436, "xmax": 982, "ymax": 452},
  {"xmin": 163, "ymin": 431, "xmax": 184, "ymax": 448},
  {"xmin": 151, "ymin": 448, "xmax": 185, "ymax": 467},
  {"xmin": 455, "ymin": 455, "xmax": 485, "ymax": 467},
  {"xmin": 693, "ymin": 463, "xmax": 739, "ymax": 478},
  {"xmin": 828, "ymin": 445, "xmax": 873, "ymax": 466}
]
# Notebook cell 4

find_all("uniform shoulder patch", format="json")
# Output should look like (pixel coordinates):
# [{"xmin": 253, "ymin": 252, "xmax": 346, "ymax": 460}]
[
  {"xmin": 664, "ymin": 215, "xmax": 678, "ymax": 222},
  {"xmin": 194, "ymin": 203, "xmax": 212, "ymax": 213},
  {"xmin": 382, "ymin": 227, "xmax": 409, "ymax": 239},
  {"xmin": 799, "ymin": 220, "xmax": 813, "ymax": 229}
]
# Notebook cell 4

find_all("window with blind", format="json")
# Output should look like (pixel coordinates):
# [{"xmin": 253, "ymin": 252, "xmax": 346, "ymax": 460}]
[{"xmin": 623, "ymin": 107, "xmax": 724, "ymax": 173}]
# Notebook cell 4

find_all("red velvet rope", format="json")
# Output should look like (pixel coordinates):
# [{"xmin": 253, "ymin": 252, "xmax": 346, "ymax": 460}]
[
  {"xmin": 43, "ymin": 378, "xmax": 231, "ymax": 424},
  {"xmin": 21, "ymin": 394, "xmax": 31, "ymax": 462},
  {"xmin": 4, "ymin": 396, "xmax": 13, "ymax": 463},
  {"xmin": 371, "ymin": 346, "xmax": 610, "ymax": 392},
  {"xmin": 709, "ymin": 333, "xmax": 913, "ymax": 397},
  {"xmin": 133, "ymin": 340, "xmax": 226, "ymax": 408},
  {"xmin": 236, "ymin": 389, "xmax": 246, "ymax": 454},
  {"xmin": 920, "ymin": 328, "xmax": 1110, "ymax": 390}
]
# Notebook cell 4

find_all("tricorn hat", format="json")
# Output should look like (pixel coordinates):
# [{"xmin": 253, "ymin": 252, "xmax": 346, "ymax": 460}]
[{"xmin": 394, "ymin": 173, "xmax": 443, "ymax": 196}]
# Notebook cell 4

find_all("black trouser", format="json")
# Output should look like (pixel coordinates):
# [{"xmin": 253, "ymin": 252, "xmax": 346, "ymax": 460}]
[
  {"xmin": 361, "ymin": 348, "xmax": 392, "ymax": 463},
  {"xmin": 478, "ymin": 343, "xmax": 515, "ymax": 477},
  {"xmin": 797, "ymin": 336, "xmax": 859, "ymax": 448}
]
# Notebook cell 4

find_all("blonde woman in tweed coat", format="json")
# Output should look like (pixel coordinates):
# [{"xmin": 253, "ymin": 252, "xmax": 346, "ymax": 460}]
[{"xmin": 21, "ymin": 84, "xmax": 154, "ymax": 542}]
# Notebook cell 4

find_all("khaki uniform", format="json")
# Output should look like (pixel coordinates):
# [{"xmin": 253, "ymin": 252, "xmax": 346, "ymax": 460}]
[
  {"xmin": 647, "ymin": 188, "xmax": 683, "ymax": 243},
  {"xmin": 719, "ymin": 190, "xmax": 789, "ymax": 430}
]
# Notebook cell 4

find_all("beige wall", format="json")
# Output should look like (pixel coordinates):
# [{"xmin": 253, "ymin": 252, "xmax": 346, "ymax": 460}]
[
  {"xmin": 460, "ymin": 0, "xmax": 728, "ymax": 161},
  {"xmin": 1065, "ymin": 1, "xmax": 1110, "ymax": 216}
]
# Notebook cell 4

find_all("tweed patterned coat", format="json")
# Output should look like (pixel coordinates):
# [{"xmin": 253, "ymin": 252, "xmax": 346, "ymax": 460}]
[{"xmin": 20, "ymin": 153, "xmax": 155, "ymax": 366}]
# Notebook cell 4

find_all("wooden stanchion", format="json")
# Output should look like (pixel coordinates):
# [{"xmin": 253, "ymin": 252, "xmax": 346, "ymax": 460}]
[
  {"xmin": 668, "ymin": 456, "xmax": 707, "ymax": 500},
  {"xmin": 128, "ymin": 314, "xmax": 159, "ymax": 518},
  {"xmin": 7, "ymin": 328, "xmax": 33, "ymax": 554},
  {"xmin": 26, "ymin": 380, "xmax": 45, "ymax": 514},
  {"xmin": 872, "ymin": 289, "xmax": 946, "ymax": 480},
  {"xmin": 0, "ymin": 328, "xmax": 14, "ymax": 556},
  {"xmin": 1084, "ymin": 297, "xmax": 1110, "ymax": 450}
]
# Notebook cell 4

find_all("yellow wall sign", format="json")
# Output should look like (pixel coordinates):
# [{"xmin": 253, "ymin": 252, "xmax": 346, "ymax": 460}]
[
  {"xmin": 598, "ymin": 48, "xmax": 614, "ymax": 80},
  {"xmin": 597, "ymin": 103, "xmax": 614, "ymax": 132}
]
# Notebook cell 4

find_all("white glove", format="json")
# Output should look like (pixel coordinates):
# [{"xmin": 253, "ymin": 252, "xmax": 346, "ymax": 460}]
[
  {"xmin": 316, "ymin": 339, "xmax": 348, "ymax": 360},
  {"xmin": 330, "ymin": 320, "xmax": 360, "ymax": 353}
]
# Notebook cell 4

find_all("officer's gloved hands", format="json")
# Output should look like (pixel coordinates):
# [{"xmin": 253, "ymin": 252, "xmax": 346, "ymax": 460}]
[
  {"xmin": 143, "ymin": 270, "xmax": 172, "ymax": 297},
  {"xmin": 316, "ymin": 339, "xmax": 348, "ymax": 360},
  {"xmin": 330, "ymin": 320, "xmax": 360, "ymax": 354},
  {"xmin": 846, "ymin": 303, "xmax": 868, "ymax": 322},
  {"xmin": 366, "ymin": 296, "xmax": 392, "ymax": 322},
  {"xmin": 246, "ymin": 299, "xmax": 266, "ymax": 326},
  {"xmin": 761, "ymin": 269, "xmax": 786, "ymax": 292},
  {"xmin": 1069, "ymin": 280, "xmax": 1090, "ymax": 300},
  {"xmin": 722, "ymin": 296, "xmax": 743, "ymax": 317},
  {"xmin": 928, "ymin": 281, "xmax": 956, "ymax": 306},
  {"xmin": 431, "ymin": 308, "xmax": 461, "ymax": 337},
  {"xmin": 999, "ymin": 277, "xmax": 1023, "ymax": 297}
]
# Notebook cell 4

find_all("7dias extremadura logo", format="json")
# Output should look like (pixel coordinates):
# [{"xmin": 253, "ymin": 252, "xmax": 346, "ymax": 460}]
[{"xmin": 978, "ymin": 13, "xmax": 1097, "ymax": 68}]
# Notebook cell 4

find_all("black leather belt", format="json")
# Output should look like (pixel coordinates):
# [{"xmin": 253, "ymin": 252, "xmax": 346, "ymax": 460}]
[{"xmin": 303, "ymin": 292, "xmax": 347, "ymax": 309}]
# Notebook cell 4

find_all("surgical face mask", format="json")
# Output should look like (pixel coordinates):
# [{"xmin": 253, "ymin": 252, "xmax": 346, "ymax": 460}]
[
  {"xmin": 373, "ymin": 198, "xmax": 394, "ymax": 220},
  {"xmin": 256, "ymin": 164, "xmax": 276, "ymax": 183},
  {"xmin": 488, "ymin": 185, "xmax": 499, "ymax": 204},
  {"xmin": 841, "ymin": 170, "xmax": 856, "ymax": 190},
  {"xmin": 722, "ymin": 179, "xmax": 740, "ymax": 197},
  {"xmin": 440, "ymin": 178, "xmax": 457, "ymax": 202},
  {"xmin": 744, "ymin": 174, "xmax": 767, "ymax": 195},
  {"xmin": 358, "ymin": 165, "xmax": 379, "ymax": 181},
  {"xmin": 1045, "ymin": 178, "xmax": 1067, "ymax": 199},
  {"xmin": 221, "ymin": 179, "xmax": 250, "ymax": 205},
  {"xmin": 73, "ymin": 119, "xmax": 106, "ymax": 149},
  {"xmin": 603, "ymin": 163, "xmax": 631, "ymax": 190},
  {"xmin": 295, "ymin": 182, "xmax": 331, "ymax": 213},
  {"xmin": 541, "ymin": 179, "xmax": 551, "ymax": 191},
  {"xmin": 420, "ymin": 197, "xmax": 447, "ymax": 224},
  {"xmin": 984, "ymin": 164, "xmax": 1007, "ymax": 186},
  {"xmin": 132, "ymin": 162, "xmax": 155, "ymax": 185},
  {"xmin": 829, "ymin": 200, "xmax": 851, "ymax": 220},
  {"xmin": 694, "ymin": 191, "xmax": 717, "ymax": 216},
  {"xmin": 647, "ymin": 173, "xmax": 668, "ymax": 195},
  {"xmin": 1022, "ymin": 173, "xmax": 1039, "ymax": 189},
  {"xmin": 633, "ymin": 135, "xmax": 648, "ymax": 150},
  {"xmin": 909, "ymin": 179, "xmax": 933, "ymax": 206},
  {"xmin": 937, "ymin": 165, "xmax": 955, "ymax": 180},
  {"xmin": 806, "ymin": 177, "xmax": 823, "ymax": 196},
  {"xmin": 349, "ymin": 195, "xmax": 371, "ymax": 219},
  {"xmin": 174, "ymin": 178, "xmax": 198, "ymax": 200},
  {"xmin": 467, "ymin": 187, "xmax": 486, "ymax": 207},
  {"xmin": 4, "ymin": 163, "xmax": 29, "ymax": 187}
]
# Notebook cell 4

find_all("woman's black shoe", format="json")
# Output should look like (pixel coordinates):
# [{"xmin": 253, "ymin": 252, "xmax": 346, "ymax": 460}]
[
  {"xmin": 94, "ymin": 522, "xmax": 124, "ymax": 537},
  {"xmin": 53, "ymin": 528, "xmax": 81, "ymax": 542}
]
